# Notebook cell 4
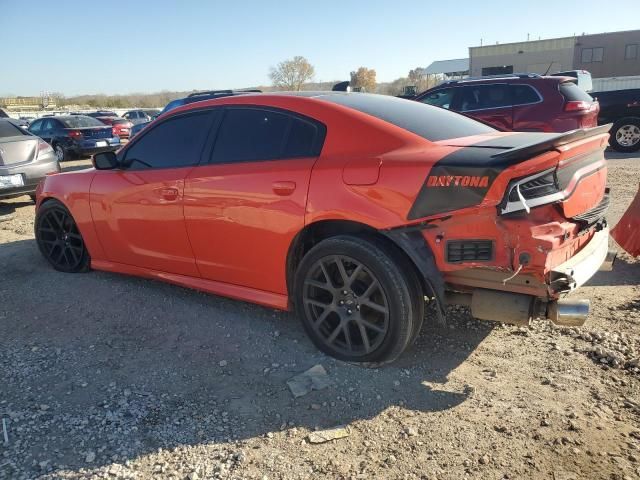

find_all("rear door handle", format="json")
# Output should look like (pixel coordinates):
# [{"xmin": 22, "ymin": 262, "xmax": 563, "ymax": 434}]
[
  {"xmin": 272, "ymin": 181, "xmax": 296, "ymax": 196},
  {"xmin": 159, "ymin": 187, "xmax": 179, "ymax": 201}
]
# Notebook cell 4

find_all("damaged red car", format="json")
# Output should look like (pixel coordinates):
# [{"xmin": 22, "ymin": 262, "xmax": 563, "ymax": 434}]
[{"xmin": 34, "ymin": 93, "xmax": 614, "ymax": 364}]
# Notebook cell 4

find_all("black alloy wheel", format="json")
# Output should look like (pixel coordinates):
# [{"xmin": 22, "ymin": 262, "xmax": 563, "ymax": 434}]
[
  {"xmin": 294, "ymin": 235, "xmax": 422, "ymax": 364},
  {"xmin": 35, "ymin": 201, "xmax": 90, "ymax": 272},
  {"xmin": 303, "ymin": 254, "xmax": 390, "ymax": 357}
]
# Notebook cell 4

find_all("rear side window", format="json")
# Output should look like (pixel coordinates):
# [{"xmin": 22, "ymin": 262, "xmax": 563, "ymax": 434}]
[
  {"xmin": 459, "ymin": 84, "xmax": 511, "ymax": 112},
  {"xmin": 124, "ymin": 111, "xmax": 214, "ymax": 169},
  {"xmin": 0, "ymin": 120, "xmax": 27, "ymax": 138},
  {"xmin": 559, "ymin": 82, "xmax": 593, "ymax": 102},
  {"xmin": 320, "ymin": 93, "xmax": 495, "ymax": 142},
  {"xmin": 211, "ymin": 108, "xmax": 325, "ymax": 163},
  {"xmin": 511, "ymin": 85, "xmax": 541, "ymax": 105}
]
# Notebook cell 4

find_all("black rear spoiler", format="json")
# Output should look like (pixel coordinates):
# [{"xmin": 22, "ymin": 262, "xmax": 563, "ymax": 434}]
[{"xmin": 490, "ymin": 124, "xmax": 612, "ymax": 165}]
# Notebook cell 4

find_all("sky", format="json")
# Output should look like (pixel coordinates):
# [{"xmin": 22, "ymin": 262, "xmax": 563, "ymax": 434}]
[{"xmin": 1, "ymin": 0, "xmax": 639, "ymax": 96}]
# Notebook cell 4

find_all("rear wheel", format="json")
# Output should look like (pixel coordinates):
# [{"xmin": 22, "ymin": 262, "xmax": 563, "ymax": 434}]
[
  {"xmin": 35, "ymin": 200, "xmax": 90, "ymax": 272},
  {"xmin": 53, "ymin": 143, "xmax": 67, "ymax": 162},
  {"xmin": 294, "ymin": 235, "xmax": 423, "ymax": 365},
  {"xmin": 610, "ymin": 118, "xmax": 640, "ymax": 153}
]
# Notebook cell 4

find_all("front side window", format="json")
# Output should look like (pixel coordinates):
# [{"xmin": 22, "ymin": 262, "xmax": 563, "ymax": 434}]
[
  {"xmin": 123, "ymin": 111, "xmax": 214, "ymax": 169},
  {"xmin": 419, "ymin": 89, "xmax": 455, "ymax": 109},
  {"xmin": 29, "ymin": 120, "xmax": 43, "ymax": 133},
  {"xmin": 625, "ymin": 44, "xmax": 638, "ymax": 60},
  {"xmin": 211, "ymin": 108, "xmax": 324, "ymax": 164},
  {"xmin": 459, "ymin": 84, "xmax": 511, "ymax": 112}
]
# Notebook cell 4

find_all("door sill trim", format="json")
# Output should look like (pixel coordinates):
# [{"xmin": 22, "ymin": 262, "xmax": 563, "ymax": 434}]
[{"xmin": 91, "ymin": 259, "xmax": 289, "ymax": 310}]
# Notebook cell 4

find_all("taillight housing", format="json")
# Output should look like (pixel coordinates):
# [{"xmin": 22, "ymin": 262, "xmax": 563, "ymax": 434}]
[
  {"xmin": 36, "ymin": 139, "xmax": 54, "ymax": 159},
  {"xmin": 68, "ymin": 129, "xmax": 83, "ymax": 139},
  {"xmin": 564, "ymin": 101, "xmax": 591, "ymax": 112}
]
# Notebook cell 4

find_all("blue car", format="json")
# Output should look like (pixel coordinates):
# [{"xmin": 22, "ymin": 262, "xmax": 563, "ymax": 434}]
[{"xmin": 28, "ymin": 115, "xmax": 120, "ymax": 161}]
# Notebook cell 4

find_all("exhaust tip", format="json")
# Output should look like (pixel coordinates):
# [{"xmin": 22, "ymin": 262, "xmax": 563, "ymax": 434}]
[{"xmin": 547, "ymin": 299, "xmax": 590, "ymax": 326}]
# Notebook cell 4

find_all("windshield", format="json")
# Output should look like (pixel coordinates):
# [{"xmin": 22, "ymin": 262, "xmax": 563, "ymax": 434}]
[
  {"xmin": 319, "ymin": 93, "xmax": 496, "ymax": 141},
  {"xmin": 60, "ymin": 116, "xmax": 106, "ymax": 128}
]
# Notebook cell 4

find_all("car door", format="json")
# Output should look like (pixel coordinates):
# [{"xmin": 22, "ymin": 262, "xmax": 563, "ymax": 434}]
[
  {"xmin": 510, "ymin": 83, "xmax": 545, "ymax": 131},
  {"xmin": 457, "ymin": 84, "xmax": 513, "ymax": 130},
  {"xmin": 184, "ymin": 106, "xmax": 326, "ymax": 295},
  {"xmin": 90, "ymin": 109, "xmax": 216, "ymax": 276},
  {"xmin": 38, "ymin": 118, "xmax": 56, "ymax": 144},
  {"xmin": 28, "ymin": 119, "xmax": 45, "ymax": 139}
]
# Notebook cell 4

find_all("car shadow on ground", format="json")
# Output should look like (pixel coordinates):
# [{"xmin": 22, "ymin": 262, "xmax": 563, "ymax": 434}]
[
  {"xmin": 0, "ymin": 238, "xmax": 494, "ymax": 476},
  {"xmin": 585, "ymin": 254, "xmax": 640, "ymax": 287},
  {"xmin": 0, "ymin": 199, "xmax": 33, "ymax": 220}
]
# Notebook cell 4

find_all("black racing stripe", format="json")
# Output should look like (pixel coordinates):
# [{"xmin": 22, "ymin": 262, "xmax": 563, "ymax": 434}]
[
  {"xmin": 407, "ymin": 127, "xmax": 610, "ymax": 221},
  {"xmin": 407, "ymin": 147, "xmax": 504, "ymax": 220}
]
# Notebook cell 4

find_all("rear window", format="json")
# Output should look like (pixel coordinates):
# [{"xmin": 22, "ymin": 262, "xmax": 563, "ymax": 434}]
[
  {"xmin": 0, "ymin": 120, "xmax": 27, "ymax": 138},
  {"xmin": 112, "ymin": 119, "xmax": 129, "ymax": 125},
  {"xmin": 60, "ymin": 116, "xmax": 105, "ymax": 128},
  {"xmin": 559, "ymin": 82, "xmax": 593, "ymax": 102},
  {"xmin": 319, "ymin": 93, "xmax": 495, "ymax": 141}
]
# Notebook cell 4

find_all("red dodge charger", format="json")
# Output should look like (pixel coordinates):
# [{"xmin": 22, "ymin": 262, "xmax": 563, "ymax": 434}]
[{"xmin": 35, "ymin": 93, "xmax": 612, "ymax": 364}]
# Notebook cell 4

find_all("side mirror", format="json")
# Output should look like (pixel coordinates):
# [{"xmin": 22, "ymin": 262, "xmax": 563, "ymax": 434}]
[{"xmin": 93, "ymin": 151, "xmax": 119, "ymax": 170}]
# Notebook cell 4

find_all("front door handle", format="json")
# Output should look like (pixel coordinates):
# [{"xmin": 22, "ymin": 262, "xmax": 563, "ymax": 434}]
[
  {"xmin": 272, "ymin": 181, "xmax": 296, "ymax": 196},
  {"xmin": 159, "ymin": 187, "xmax": 179, "ymax": 201}
]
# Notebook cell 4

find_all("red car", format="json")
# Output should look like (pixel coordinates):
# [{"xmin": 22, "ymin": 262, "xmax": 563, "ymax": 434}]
[
  {"xmin": 96, "ymin": 116, "xmax": 133, "ymax": 139},
  {"xmin": 414, "ymin": 74, "xmax": 599, "ymax": 133},
  {"xmin": 34, "ymin": 93, "xmax": 612, "ymax": 364}
]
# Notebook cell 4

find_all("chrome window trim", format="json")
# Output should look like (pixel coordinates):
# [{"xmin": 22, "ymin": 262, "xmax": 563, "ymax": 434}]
[{"xmin": 458, "ymin": 84, "xmax": 544, "ymax": 113}]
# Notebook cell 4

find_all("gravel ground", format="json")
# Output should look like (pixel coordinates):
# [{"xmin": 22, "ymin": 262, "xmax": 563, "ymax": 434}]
[{"xmin": 0, "ymin": 152, "xmax": 639, "ymax": 480}]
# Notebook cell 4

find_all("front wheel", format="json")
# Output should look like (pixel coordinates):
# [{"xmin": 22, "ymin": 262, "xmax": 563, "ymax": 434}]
[
  {"xmin": 35, "ymin": 200, "xmax": 90, "ymax": 272},
  {"xmin": 610, "ymin": 118, "xmax": 640, "ymax": 153},
  {"xmin": 293, "ymin": 235, "xmax": 423, "ymax": 365}
]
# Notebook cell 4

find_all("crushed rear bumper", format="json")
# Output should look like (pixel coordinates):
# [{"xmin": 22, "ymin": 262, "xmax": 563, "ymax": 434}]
[{"xmin": 549, "ymin": 226, "xmax": 610, "ymax": 293}]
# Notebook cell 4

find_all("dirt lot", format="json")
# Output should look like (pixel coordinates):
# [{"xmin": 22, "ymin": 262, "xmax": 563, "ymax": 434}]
[{"xmin": 1, "ymin": 153, "xmax": 639, "ymax": 480}]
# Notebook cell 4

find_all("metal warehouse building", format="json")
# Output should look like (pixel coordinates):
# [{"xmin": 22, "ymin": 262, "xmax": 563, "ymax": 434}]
[{"xmin": 469, "ymin": 29, "xmax": 640, "ymax": 78}]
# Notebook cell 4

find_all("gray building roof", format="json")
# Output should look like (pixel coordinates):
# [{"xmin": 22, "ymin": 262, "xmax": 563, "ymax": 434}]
[{"xmin": 423, "ymin": 58, "xmax": 470, "ymax": 75}]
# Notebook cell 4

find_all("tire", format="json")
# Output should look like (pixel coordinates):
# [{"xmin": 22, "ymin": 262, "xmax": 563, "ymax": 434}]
[
  {"xmin": 609, "ymin": 118, "xmax": 640, "ymax": 153},
  {"xmin": 293, "ymin": 235, "xmax": 423, "ymax": 365},
  {"xmin": 35, "ymin": 200, "xmax": 90, "ymax": 273},
  {"xmin": 53, "ymin": 143, "xmax": 67, "ymax": 162}
]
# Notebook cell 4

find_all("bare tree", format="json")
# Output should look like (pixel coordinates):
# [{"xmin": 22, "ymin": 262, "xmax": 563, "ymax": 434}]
[
  {"xmin": 350, "ymin": 67, "xmax": 377, "ymax": 93},
  {"xmin": 269, "ymin": 56, "xmax": 315, "ymax": 91}
]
